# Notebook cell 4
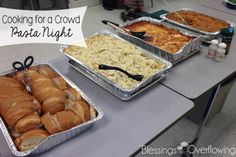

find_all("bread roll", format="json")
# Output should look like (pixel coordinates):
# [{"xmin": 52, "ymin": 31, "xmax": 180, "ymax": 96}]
[
  {"xmin": 15, "ymin": 114, "xmax": 41, "ymax": 133},
  {"xmin": 0, "ymin": 95, "xmax": 34, "ymax": 113},
  {"xmin": 90, "ymin": 106, "xmax": 97, "ymax": 119},
  {"xmin": 52, "ymin": 76, "xmax": 68, "ymax": 90},
  {"xmin": 0, "ymin": 75, "xmax": 42, "ymax": 130},
  {"xmin": 32, "ymin": 79, "xmax": 55, "ymax": 93},
  {"xmin": 14, "ymin": 71, "xmax": 35, "ymax": 82},
  {"xmin": 14, "ymin": 129, "xmax": 49, "ymax": 151},
  {"xmin": 4, "ymin": 108, "xmax": 36, "ymax": 128},
  {"xmin": 42, "ymin": 97, "xmax": 66, "ymax": 114},
  {"xmin": 42, "ymin": 111, "xmax": 82, "ymax": 134},
  {"xmin": 56, "ymin": 111, "xmax": 82, "ymax": 130},
  {"xmin": 28, "ymin": 73, "xmax": 45, "ymax": 84},
  {"xmin": 0, "ymin": 66, "xmax": 94, "ymax": 152},
  {"xmin": 34, "ymin": 87, "xmax": 66, "ymax": 102},
  {"xmin": 27, "ymin": 69, "xmax": 39, "ymax": 74},
  {"xmin": 39, "ymin": 66, "xmax": 56, "ymax": 79},
  {"xmin": 0, "ymin": 92, "xmax": 26, "ymax": 104},
  {"xmin": 32, "ymin": 99, "xmax": 42, "ymax": 114},
  {"xmin": 28, "ymin": 66, "xmax": 39, "ymax": 72},
  {"xmin": 2, "ymin": 101, "xmax": 39, "ymax": 119},
  {"xmin": 0, "ymin": 94, "xmax": 41, "ymax": 113},
  {"xmin": 0, "ymin": 87, "xmax": 26, "ymax": 104},
  {"xmin": 0, "ymin": 86, "xmax": 25, "ymax": 95},
  {"xmin": 43, "ymin": 103, "xmax": 65, "ymax": 115},
  {"xmin": 41, "ymin": 113, "xmax": 61, "ymax": 134},
  {"xmin": 64, "ymin": 88, "xmax": 82, "ymax": 101},
  {"xmin": 43, "ymin": 97, "xmax": 66, "ymax": 107},
  {"xmin": 30, "ymin": 77, "xmax": 48, "ymax": 85},
  {"xmin": 0, "ymin": 77, "xmax": 22, "ymax": 88},
  {"xmin": 67, "ymin": 101, "xmax": 90, "ymax": 122},
  {"xmin": 65, "ymin": 98, "xmax": 73, "ymax": 108},
  {"xmin": 14, "ymin": 71, "xmax": 24, "ymax": 82},
  {"xmin": 0, "ymin": 96, "xmax": 5, "ymax": 103},
  {"xmin": 0, "ymin": 86, "xmax": 25, "ymax": 94},
  {"xmin": 10, "ymin": 130, "xmax": 22, "ymax": 138}
]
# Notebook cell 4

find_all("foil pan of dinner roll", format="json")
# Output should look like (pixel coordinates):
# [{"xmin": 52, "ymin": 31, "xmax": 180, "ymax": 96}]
[
  {"xmin": 118, "ymin": 17, "xmax": 203, "ymax": 63},
  {"xmin": 0, "ymin": 63, "xmax": 104, "ymax": 156},
  {"xmin": 160, "ymin": 8, "xmax": 235, "ymax": 40},
  {"xmin": 61, "ymin": 30, "xmax": 172, "ymax": 100}
]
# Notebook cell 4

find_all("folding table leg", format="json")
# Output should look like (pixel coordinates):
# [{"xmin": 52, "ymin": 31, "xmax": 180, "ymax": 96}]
[
  {"xmin": 31, "ymin": 0, "xmax": 40, "ymax": 10},
  {"xmin": 22, "ymin": 0, "xmax": 26, "ymax": 9},
  {"xmin": 151, "ymin": 0, "xmax": 154, "ymax": 7},
  {"xmin": 181, "ymin": 84, "xmax": 221, "ymax": 157}
]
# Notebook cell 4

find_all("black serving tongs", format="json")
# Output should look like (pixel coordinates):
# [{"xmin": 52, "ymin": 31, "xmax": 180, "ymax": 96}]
[
  {"xmin": 99, "ymin": 64, "xmax": 144, "ymax": 81},
  {"xmin": 102, "ymin": 20, "xmax": 152, "ymax": 41},
  {"xmin": 12, "ymin": 56, "xmax": 34, "ymax": 93}
]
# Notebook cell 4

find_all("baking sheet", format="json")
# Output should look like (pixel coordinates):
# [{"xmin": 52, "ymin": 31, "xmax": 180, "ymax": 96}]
[
  {"xmin": 118, "ymin": 17, "xmax": 202, "ymax": 63},
  {"xmin": 160, "ymin": 8, "xmax": 235, "ymax": 38},
  {"xmin": 61, "ymin": 30, "xmax": 172, "ymax": 100},
  {"xmin": 0, "ymin": 63, "xmax": 104, "ymax": 156}
]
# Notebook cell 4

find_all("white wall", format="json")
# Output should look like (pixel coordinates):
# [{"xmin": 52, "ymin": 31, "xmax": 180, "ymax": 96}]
[
  {"xmin": 1, "ymin": 0, "xmax": 22, "ymax": 9},
  {"xmin": 69, "ymin": 0, "xmax": 101, "ymax": 8},
  {"xmin": 38, "ymin": 0, "xmax": 54, "ymax": 9}
]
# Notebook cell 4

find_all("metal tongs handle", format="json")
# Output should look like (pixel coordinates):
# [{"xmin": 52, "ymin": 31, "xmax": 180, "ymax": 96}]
[
  {"xmin": 12, "ymin": 56, "xmax": 34, "ymax": 93},
  {"xmin": 102, "ymin": 20, "xmax": 127, "ymax": 33},
  {"xmin": 99, "ymin": 64, "xmax": 144, "ymax": 81},
  {"xmin": 162, "ymin": 0, "xmax": 187, "ymax": 25},
  {"xmin": 12, "ymin": 56, "xmax": 34, "ymax": 71},
  {"xmin": 102, "ymin": 20, "xmax": 147, "ymax": 39}
]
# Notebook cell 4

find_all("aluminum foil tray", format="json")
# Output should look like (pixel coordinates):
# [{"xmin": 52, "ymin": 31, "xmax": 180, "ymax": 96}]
[
  {"xmin": 61, "ymin": 30, "xmax": 172, "ymax": 100},
  {"xmin": 119, "ymin": 17, "xmax": 202, "ymax": 62},
  {"xmin": 68, "ymin": 59, "xmax": 168, "ymax": 100},
  {"xmin": 160, "ymin": 8, "xmax": 235, "ymax": 39},
  {"xmin": 118, "ymin": 17, "xmax": 203, "ymax": 63},
  {"xmin": 0, "ymin": 63, "xmax": 104, "ymax": 156}
]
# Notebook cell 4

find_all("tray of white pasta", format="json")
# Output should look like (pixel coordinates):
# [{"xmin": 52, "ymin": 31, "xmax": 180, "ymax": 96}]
[{"xmin": 60, "ymin": 30, "xmax": 172, "ymax": 100}]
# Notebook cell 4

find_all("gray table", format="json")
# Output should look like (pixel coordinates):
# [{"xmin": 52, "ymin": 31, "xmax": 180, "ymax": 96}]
[
  {"xmin": 0, "ymin": 57, "xmax": 193, "ymax": 157},
  {"xmin": 0, "ymin": 1, "xmax": 232, "ymax": 156},
  {"xmin": 160, "ymin": 4, "xmax": 236, "ymax": 154},
  {"xmin": 161, "ymin": 42, "xmax": 236, "ymax": 99},
  {"xmin": 202, "ymin": 0, "xmax": 236, "ymax": 17},
  {"xmin": 160, "ymin": 0, "xmax": 236, "ymax": 99}
]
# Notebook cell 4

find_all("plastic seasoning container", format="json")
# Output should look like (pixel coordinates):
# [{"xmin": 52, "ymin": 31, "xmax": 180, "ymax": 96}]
[
  {"xmin": 215, "ymin": 43, "xmax": 227, "ymax": 62},
  {"xmin": 219, "ymin": 27, "xmax": 234, "ymax": 55},
  {"xmin": 208, "ymin": 39, "xmax": 219, "ymax": 57}
]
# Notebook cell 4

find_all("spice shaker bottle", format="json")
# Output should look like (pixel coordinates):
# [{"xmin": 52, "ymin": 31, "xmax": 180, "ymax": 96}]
[
  {"xmin": 219, "ymin": 27, "xmax": 234, "ymax": 55},
  {"xmin": 215, "ymin": 43, "xmax": 227, "ymax": 62},
  {"xmin": 208, "ymin": 39, "xmax": 219, "ymax": 57}
]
